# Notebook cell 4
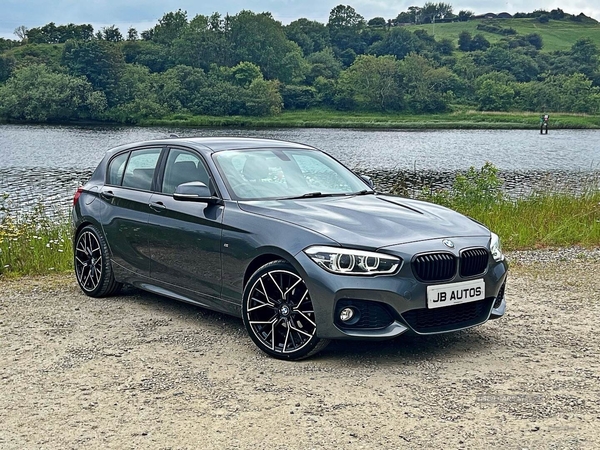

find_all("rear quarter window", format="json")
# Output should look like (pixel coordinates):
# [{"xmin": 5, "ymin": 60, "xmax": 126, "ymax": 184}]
[{"xmin": 107, "ymin": 152, "xmax": 129, "ymax": 186}]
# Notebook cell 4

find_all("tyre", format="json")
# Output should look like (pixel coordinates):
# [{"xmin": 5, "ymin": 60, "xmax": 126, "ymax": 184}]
[
  {"xmin": 242, "ymin": 260, "xmax": 329, "ymax": 360},
  {"xmin": 74, "ymin": 224, "xmax": 122, "ymax": 297}
]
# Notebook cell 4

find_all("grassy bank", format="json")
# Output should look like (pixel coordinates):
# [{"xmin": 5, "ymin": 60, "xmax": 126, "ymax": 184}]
[
  {"xmin": 0, "ymin": 206, "xmax": 72, "ymax": 277},
  {"xmin": 140, "ymin": 109, "xmax": 600, "ymax": 130},
  {"xmin": 1, "ymin": 166, "xmax": 599, "ymax": 277}
]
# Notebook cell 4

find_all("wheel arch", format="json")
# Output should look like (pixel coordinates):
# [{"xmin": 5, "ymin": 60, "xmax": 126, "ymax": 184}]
[
  {"xmin": 243, "ymin": 253, "xmax": 290, "ymax": 288},
  {"xmin": 73, "ymin": 217, "xmax": 104, "ymax": 242}
]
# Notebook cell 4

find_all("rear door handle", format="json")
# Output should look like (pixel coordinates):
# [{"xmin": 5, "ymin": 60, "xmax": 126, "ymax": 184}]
[
  {"xmin": 149, "ymin": 201, "xmax": 166, "ymax": 212},
  {"xmin": 101, "ymin": 190, "xmax": 115, "ymax": 200}
]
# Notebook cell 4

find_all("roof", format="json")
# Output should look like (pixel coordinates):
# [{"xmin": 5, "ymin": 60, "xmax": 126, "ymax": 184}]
[{"xmin": 103, "ymin": 136, "xmax": 317, "ymax": 158}]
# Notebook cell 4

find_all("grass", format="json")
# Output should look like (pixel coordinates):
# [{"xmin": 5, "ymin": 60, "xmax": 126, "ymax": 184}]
[
  {"xmin": 1, "ymin": 166, "xmax": 598, "ymax": 278},
  {"xmin": 411, "ymin": 17, "xmax": 600, "ymax": 52},
  {"xmin": 0, "ymin": 200, "xmax": 72, "ymax": 278},
  {"xmin": 141, "ymin": 109, "xmax": 600, "ymax": 129},
  {"xmin": 414, "ymin": 164, "xmax": 600, "ymax": 250}
]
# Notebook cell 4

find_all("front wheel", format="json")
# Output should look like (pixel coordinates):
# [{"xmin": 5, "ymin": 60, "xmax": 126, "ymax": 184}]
[
  {"xmin": 74, "ymin": 225, "xmax": 122, "ymax": 297},
  {"xmin": 242, "ymin": 260, "xmax": 329, "ymax": 360}
]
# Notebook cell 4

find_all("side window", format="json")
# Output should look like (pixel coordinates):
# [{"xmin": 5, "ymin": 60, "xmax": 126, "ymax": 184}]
[
  {"xmin": 121, "ymin": 148, "xmax": 162, "ymax": 191},
  {"xmin": 107, "ymin": 152, "xmax": 129, "ymax": 186},
  {"xmin": 162, "ymin": 149, "xmax": 210, "ymax": 195}
]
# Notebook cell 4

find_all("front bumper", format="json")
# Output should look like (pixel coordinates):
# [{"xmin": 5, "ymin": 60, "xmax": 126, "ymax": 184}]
[{"xmin": 296, "ymin": 237, "xmax": 508, "ymax": 340}]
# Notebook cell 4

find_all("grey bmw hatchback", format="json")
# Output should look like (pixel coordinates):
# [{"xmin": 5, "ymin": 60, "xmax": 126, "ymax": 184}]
[{"xmin": 72, "ymin": 137, "xmax": 508, "ymax": 360}]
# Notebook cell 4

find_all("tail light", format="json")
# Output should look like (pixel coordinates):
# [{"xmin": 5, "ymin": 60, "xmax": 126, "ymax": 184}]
[{"xmin": 73, "ymin": 186, "xmax": 84, "ymax": 206}]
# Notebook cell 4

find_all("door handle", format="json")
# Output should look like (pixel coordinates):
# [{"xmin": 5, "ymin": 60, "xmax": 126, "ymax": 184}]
[
  {"xmin": 101, "ymin": 190, "xmax": 115, "ymax": 200},
  {"xmin": 149, "ymin": 201, "xmax": 166, "ymax": 212}
]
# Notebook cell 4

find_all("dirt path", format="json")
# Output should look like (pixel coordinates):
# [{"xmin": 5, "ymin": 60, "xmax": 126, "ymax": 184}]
[{"xmin": 1, "ymin": 254, "xmax": 599, "ymax": 449}]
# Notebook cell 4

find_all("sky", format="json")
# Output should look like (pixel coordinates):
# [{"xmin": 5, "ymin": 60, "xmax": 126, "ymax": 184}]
[{"xmin": 1, "ymin": 0, "xmax": 599, "ymax": 40}]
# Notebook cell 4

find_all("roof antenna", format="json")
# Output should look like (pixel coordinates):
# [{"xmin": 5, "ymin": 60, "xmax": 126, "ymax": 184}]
[{"xmin": 169, "ymin": 133, "xmax": 179, "ymax": 138}]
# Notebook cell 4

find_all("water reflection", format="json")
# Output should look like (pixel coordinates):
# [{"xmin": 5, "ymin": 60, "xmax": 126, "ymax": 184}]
[{"xmin": 1, "ymin": 124, "xmax": 599, "ymax": 217}]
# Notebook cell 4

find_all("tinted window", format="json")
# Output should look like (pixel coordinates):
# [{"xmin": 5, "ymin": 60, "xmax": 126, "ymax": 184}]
[
  {"xmin": 121, "ymin": 148, "xmax": 162, "ymax": 191},
  {"xmin": 162, "ymin": 149, "xmax": 211, "ymax": 195},
  {"xmin": 107, "ymin": 152, "xmax": 128, "ymax": 186}
]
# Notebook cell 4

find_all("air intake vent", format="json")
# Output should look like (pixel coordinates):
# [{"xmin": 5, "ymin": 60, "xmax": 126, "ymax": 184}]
[
  {"xmin": 460, "ymin": 248, "xmax": 489, "ymax": 277},
  {"xmin": 412, "ymin": 253, "xmax": 457, "ymax": 282},
  {"xmin": 402, "ymin": 298, "xmax": 494, "ymax": 333}
]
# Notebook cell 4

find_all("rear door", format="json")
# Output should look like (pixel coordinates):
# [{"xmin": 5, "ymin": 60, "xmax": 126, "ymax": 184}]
[
  {"xmin": 100, "ymin": 147, "xmax": 163, "ymax": 276},
  {"xmin": 146, "ymin": 147, "xmax": 224, "ymax": 300}
]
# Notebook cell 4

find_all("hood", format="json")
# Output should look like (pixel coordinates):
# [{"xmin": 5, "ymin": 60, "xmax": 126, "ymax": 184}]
[{"xmin": 238, "ymin": 194, "xmax": 490, "ymax": 249}]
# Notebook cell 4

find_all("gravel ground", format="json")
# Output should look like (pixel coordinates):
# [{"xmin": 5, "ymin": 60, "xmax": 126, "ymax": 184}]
[{"xmin": 1, "ymin": 249, "xmax": 599, "ymax": 449}]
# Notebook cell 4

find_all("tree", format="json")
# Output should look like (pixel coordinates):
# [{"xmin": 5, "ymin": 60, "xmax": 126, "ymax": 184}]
[
  {"xmin": 14, "ymin": 26, "xmax": 27, "ymax": 41},
  {"xmin": 458, "ymin": 10, "xmax": 474, "ymax": 22},
  {"xmin": 127, "ymin": 28, "xmax": 139, "ymax": 41},
  {"xmin": 367, "ymin": 17, "xmax": 386, "ymax": 27},
  {"xmin": 0, "ymin": 54, "xmax": 16, "ymax": 83},
  {"xmin": 281, "ymin": 85, "xmax": 317, "ymax": 109},
  {"xmin": 307, "ymin": 47, "xmax": 343, "ymax": 82},
  {"xmin": 0, "ymin": 64, "xmax": 106, "ymax": 121},
  {"xmin": 327, "ymin": 5, "xmax": 367, "ymax": 54},
  {"xmin": 475, "ymin": 72, "xmax": 515, "ymax": 111},
  {"xmin": 524, "ymin": 33, "xmax": 543, "ymax": 50},
  {"xmin": 229, "ymin": 11, "xmax": 307, "ymax": 82},
  {"xmin": 420, "ymin": 2, "xmax": 453, "ymax": 23},
  {"xmin": 285, "ymin": 18, "xmax": 329, "ymax": 55},
  {"xmin": 99, "ymin": 26, "xmax": 123, "ymax": 42},
  {"xmin": 244, "ymin": 79, "xmax": 283, "ymax": 115},
  {"xmin": 335, "ymin": 54, "xmax": 403, "ymax": 111},
  {"xmin": 61, "ymin": 40, "xmax": 125, "ymax": 106},
  {"xmin": 368, "ymin": 27, "xmax": 422, "ymax": 60},
  {"xmin": 400, "ymin": 53, "xmax": 456, "ymax": 112},
  {"xmin": 26, "ymin": 23, "xmax": 93, "ymax": 43},
  {"xmin": 458, "ymin": 31, "xmax": 472, "ymax": 51},
  {"xmin": 171, "ymin": 13, "xmax": 230, "ymax": 70},
  {"xmin": 231, "ymin": 61, "xmax": 262, "ymax": 87},
  {"xmin": 146, "ymin": 10, "xmax": 189, "ymax": 44},
  {"xmin": 470, "ymin": 34, "xmax": 490, "ymax": 51}
]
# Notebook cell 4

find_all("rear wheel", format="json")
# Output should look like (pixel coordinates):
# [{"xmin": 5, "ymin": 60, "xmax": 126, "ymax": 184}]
[
  {"xmin": 74, "ymin": 225, "xmax": 121, "ymax": 297},
  {"xmin": 242, "ymin": 260, "xmax": 329, "ymax": 360}
]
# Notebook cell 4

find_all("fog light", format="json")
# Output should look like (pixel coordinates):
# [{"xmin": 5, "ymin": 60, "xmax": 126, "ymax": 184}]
[{"xmin": 339, "ymin": 307, "xmax": 355, "ymax": 322}]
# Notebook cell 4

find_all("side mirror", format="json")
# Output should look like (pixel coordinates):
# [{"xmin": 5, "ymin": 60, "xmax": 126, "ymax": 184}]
[
  {"xmin": 173, "ymin": 182, "xmax": 223, "ymax": 205},
  {"xmin": 359, "ymin": 175, "xmax": 375, "ymax": 189}
]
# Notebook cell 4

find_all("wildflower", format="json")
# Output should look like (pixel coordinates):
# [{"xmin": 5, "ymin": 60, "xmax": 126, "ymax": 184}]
[{"xmin": 46, "ymin": 243, "xmax": 50, "ymax": 248}]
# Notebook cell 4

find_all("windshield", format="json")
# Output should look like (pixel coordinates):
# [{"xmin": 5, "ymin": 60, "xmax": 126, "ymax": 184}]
[{"xmin": 213, "ymin": 148, "xmax": 372, "ymax": 200}]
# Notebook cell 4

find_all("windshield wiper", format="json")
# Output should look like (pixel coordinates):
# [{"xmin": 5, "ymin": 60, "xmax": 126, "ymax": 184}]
[
  {"xmin": 283, "ymin": 191, "xmax": 330, "ymax": 200},
  {"xmin": 344, "ymin": 190, "xmax": 374, "ymax": 196}
]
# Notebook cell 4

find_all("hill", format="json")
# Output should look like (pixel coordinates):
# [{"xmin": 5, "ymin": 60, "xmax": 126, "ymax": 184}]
[{"xmin": 411, "ymin": 18, "xmax": 600, "ymax": 52}]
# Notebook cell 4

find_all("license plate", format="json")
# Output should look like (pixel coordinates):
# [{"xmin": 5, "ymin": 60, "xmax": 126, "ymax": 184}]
[{"xmin": 427, "ymin": 279, "xmax": 485, "ymax": 309}]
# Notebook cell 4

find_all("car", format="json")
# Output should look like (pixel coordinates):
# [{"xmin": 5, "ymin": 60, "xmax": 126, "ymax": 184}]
[{"xmin": 72, "ymin": 137, "xmax": 508, "ymax": 360}]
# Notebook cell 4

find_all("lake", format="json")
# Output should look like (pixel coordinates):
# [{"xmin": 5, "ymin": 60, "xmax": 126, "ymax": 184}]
[{"xmin": 1, "ymin": 124, "xmax": 599, "ymax": 214}]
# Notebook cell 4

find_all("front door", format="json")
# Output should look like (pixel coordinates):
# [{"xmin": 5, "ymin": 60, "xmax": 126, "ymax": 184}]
[{"xmin": 147, "ymin": 148, "xmax": 224, "ymax": 300}]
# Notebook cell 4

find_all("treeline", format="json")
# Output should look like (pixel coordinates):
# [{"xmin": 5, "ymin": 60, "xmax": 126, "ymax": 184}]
[{"xmin": 0, "ymin": 4, "xmax": 599, "ymax": 123}]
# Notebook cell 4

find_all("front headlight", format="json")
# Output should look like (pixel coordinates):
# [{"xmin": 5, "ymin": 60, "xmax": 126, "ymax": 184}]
[
  {"xmin": 490, "ymin": 232, "xmax": 504, "ymax": 262},
  {"xmin": 304, "ymin": 246, "xmax": 401, "ymax": 275}
]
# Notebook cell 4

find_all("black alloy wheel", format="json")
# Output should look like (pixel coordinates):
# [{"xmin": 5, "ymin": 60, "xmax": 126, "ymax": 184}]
[
  {"xmin": 74, "ymin": 225, "xmax": 121, "ymax": 297},
  {"xmin": 242, "ymin": 260, "xmax": 329, "ymax": 360}
]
